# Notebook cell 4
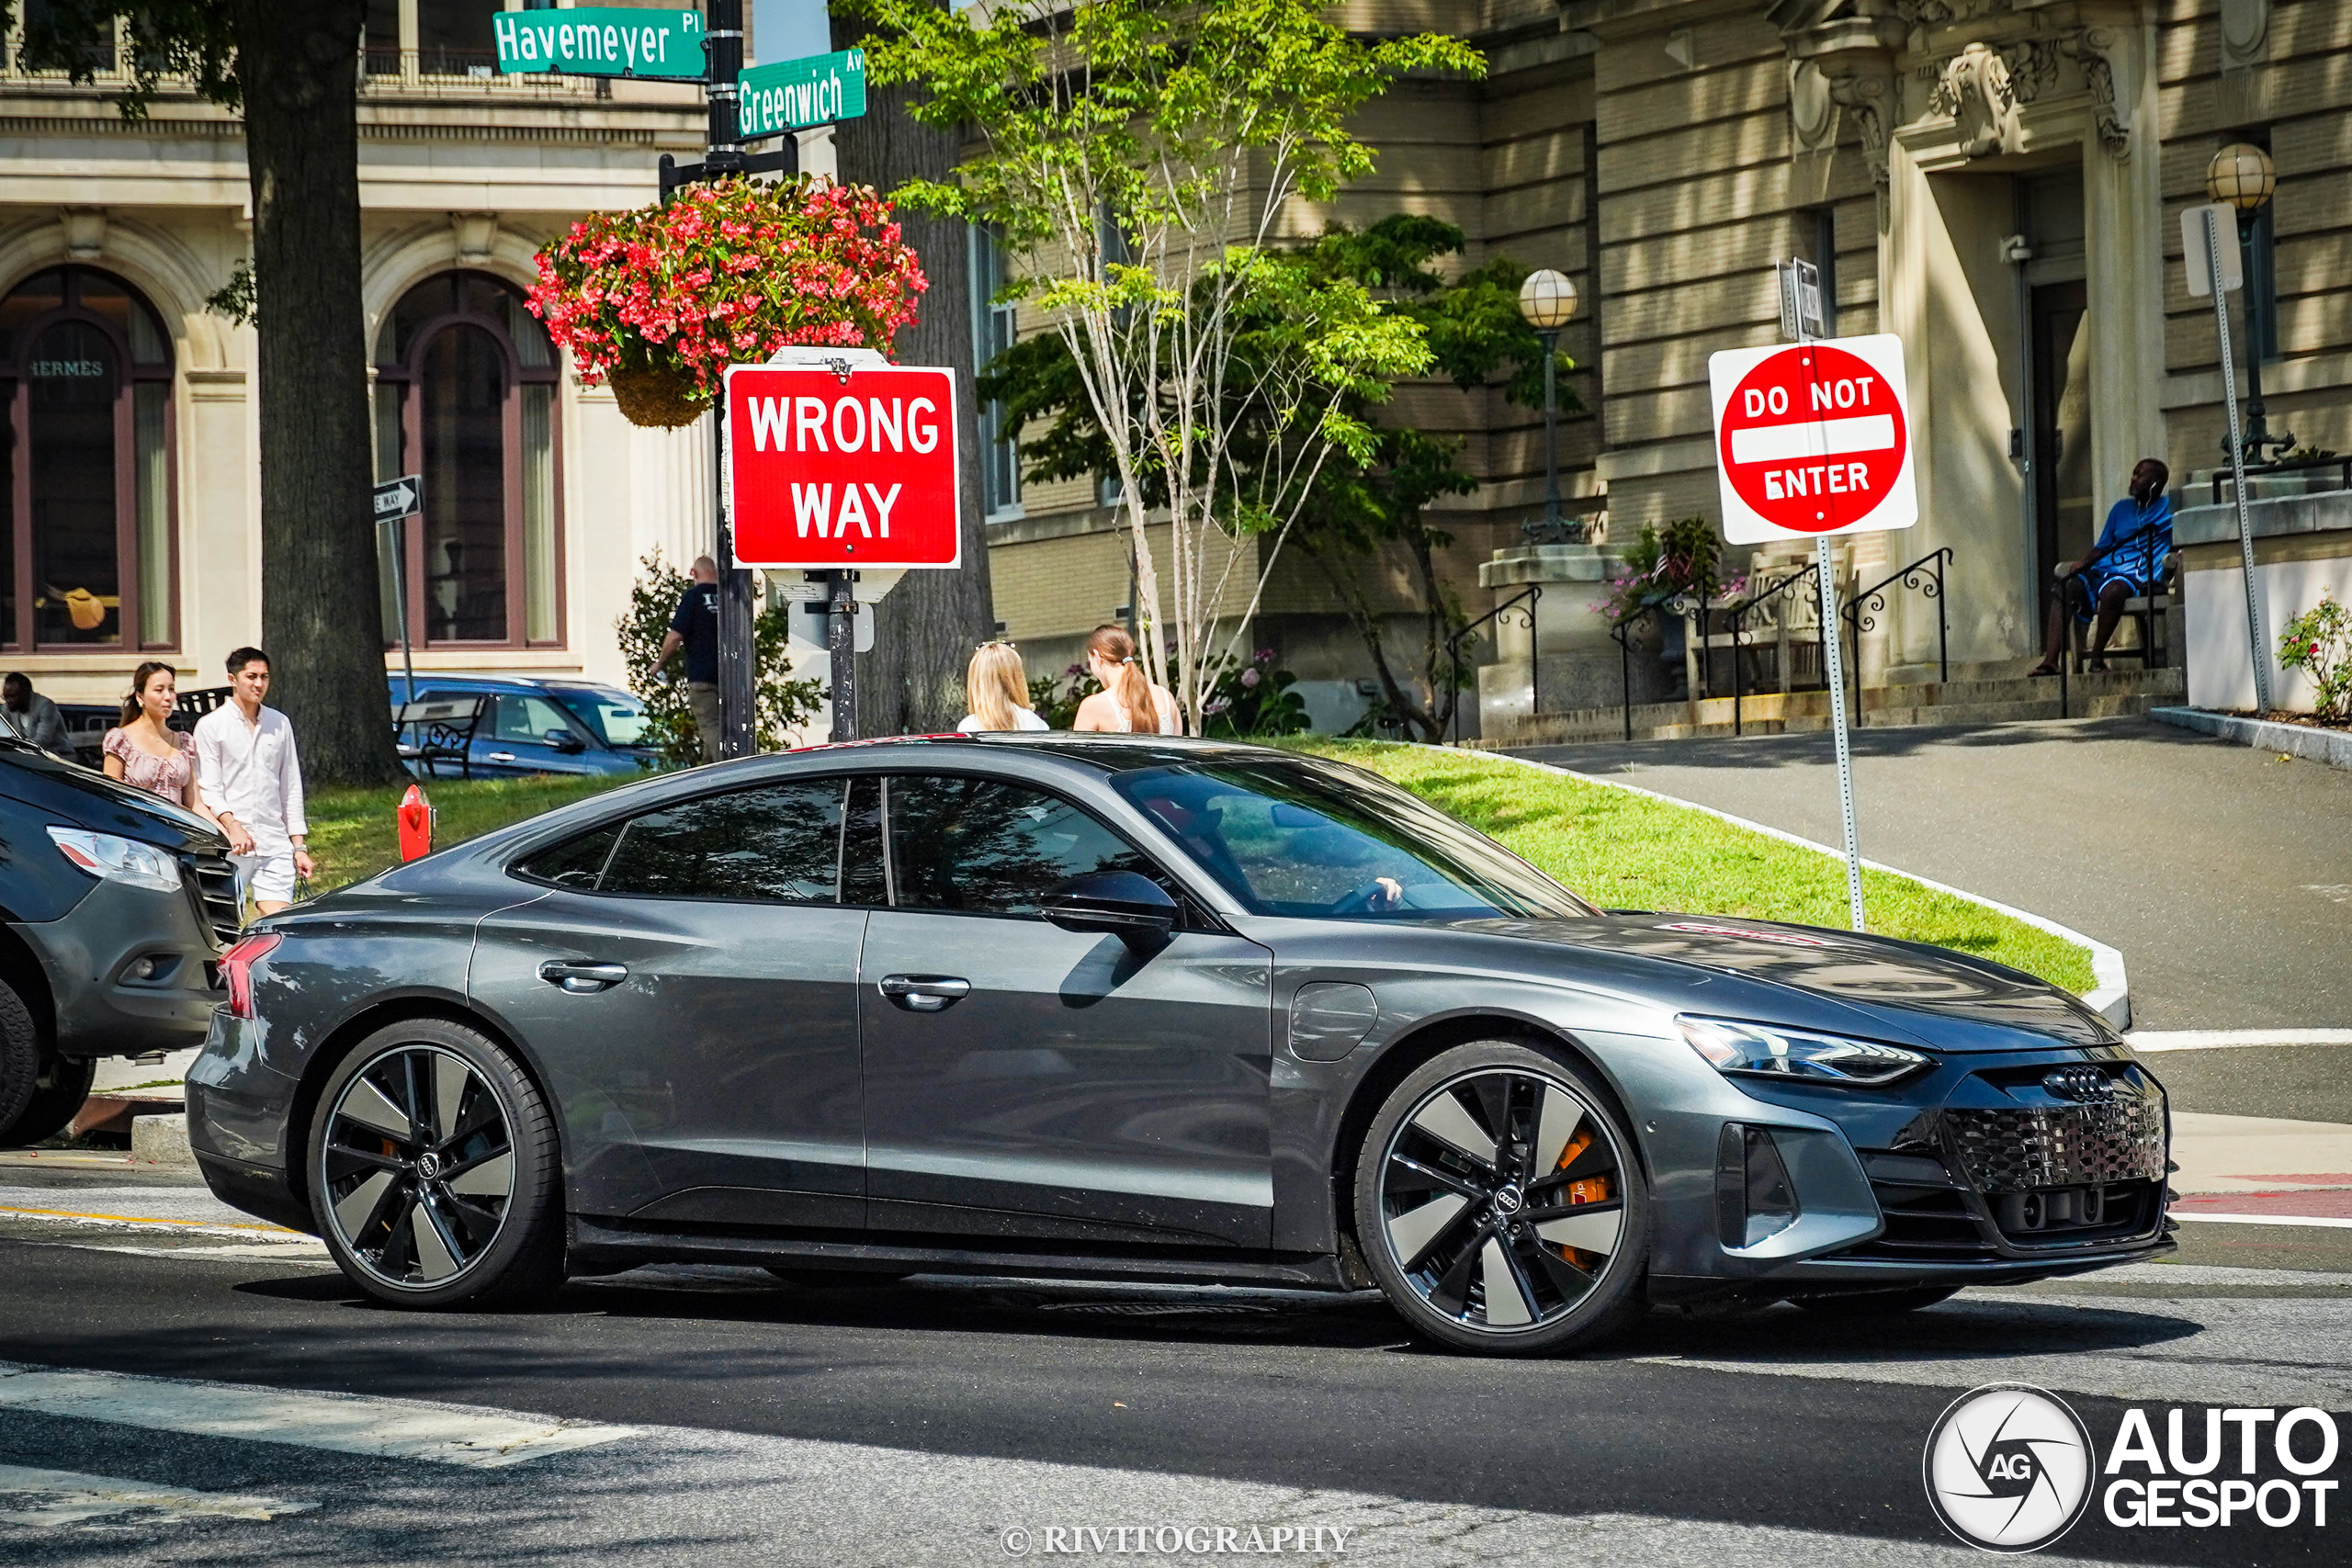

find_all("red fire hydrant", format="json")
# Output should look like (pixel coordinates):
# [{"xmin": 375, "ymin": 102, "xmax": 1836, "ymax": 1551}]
[{"xmin": 397, "ymin": 784, "xmax": 434, "ymax": 863}]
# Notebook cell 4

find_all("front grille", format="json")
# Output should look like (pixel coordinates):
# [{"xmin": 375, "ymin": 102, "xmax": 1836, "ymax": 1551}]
[
  {"xmin": 181, "ymin": 853, "xmax": 242, "ymax": 949},
  {"xmin": 1943, "ymin": 1098, "xmax": 2166, "ymax": 1193}
]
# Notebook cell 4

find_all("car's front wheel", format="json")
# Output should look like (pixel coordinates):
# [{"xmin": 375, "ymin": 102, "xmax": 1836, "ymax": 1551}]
[
  {"xmin": 1354, "ymin": 1041, "xmax": 1649, "ymax": 1355},
  {"xmin": 308, "ymin": 1018, "xmax": 564, "ymax": 1309}
]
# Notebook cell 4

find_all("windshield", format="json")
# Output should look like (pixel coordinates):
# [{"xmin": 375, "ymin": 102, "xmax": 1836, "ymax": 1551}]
[
  {"xmin": 556, "ymin": 689, "xmax": 651, "ymax": 748},
  {"xmin": 1111, "ymin": 757, "xmax": 1592, "ymax": 921}
]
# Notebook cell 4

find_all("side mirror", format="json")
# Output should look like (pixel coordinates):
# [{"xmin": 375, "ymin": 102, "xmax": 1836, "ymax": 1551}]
[
  {"xmin": 543, "ymin": 728, "xmax": 587, "ymax": 753},
  {"xmin": 1043, "ymin": 870, "xmax": 1178, "ymax": 953}
]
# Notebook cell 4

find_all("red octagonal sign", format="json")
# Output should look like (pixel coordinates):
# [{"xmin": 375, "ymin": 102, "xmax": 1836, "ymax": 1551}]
[
  {"xmin": 1707, "ymin": 333, "xmax": 1916, "ymax": 546},
  {"xmin": 725, "ymin": 363, "xmax": 962, "ymax": 570}
]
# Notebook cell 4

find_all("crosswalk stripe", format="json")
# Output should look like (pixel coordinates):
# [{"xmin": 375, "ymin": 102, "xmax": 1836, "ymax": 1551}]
[
  {"xmin": 2172, "ymin": 1211, "xmax": 2352, "ymax": 1229},
  {"xmin": 0, "ymin": 1362, "xmax": 635, "ymax": 1469},
  {"xmin": 0, "ymin": 1463, "xmax": 313, "ymax": 1527}
]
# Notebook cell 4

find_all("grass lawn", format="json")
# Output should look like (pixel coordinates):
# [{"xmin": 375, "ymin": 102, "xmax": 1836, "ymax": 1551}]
[
  {"xmin": 304, "ymin": 773, "xmax": 642, "ymax": 894},
  {"xmin": 1281, "ymin": 738, "xmax": 2096, "ymax": 994}
]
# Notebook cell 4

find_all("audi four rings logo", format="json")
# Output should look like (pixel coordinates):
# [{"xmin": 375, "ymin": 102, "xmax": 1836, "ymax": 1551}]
[{"xmin": 1925, "ymin": 1383, "xmax": 2097, "ymax": 1552}]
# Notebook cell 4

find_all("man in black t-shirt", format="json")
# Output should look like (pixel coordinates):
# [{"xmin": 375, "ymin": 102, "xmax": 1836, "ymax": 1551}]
[{"xmin": 656, "ymin": 556, "xmax": 723, "ymax": 763}]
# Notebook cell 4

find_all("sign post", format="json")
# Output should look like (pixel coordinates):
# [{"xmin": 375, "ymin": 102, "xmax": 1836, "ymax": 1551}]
[
  {"xmin": 2184, "ymin": 202, "xmax": 2272, "ymax": 714},
  {"xmin": 372, "ymin": 474, "xmax": 424, "ymax": 705},
  {"xmin": 725, "ymin": 360, "xmax": 963, "ymax": 741},
  {"xmin": 1709, "ymin": 301, "xmax": 1916, "ymax": 931}
]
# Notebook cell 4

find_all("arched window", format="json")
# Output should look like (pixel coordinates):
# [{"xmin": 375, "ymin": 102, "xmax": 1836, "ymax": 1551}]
[
  {"xmin": 0, "ymin": 266, "xmax": 175, "ymax": 649},
  {"xmin": 372, "ymin": 271, "xmax": 560, "ymax": 648}
]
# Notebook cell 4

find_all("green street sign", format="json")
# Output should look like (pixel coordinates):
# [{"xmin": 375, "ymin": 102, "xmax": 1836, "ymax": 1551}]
[
  {"xmin": 738, "ymin": 49, "xmax": 867, "ymax": 141},
  {"xmin": 494, "ymin": 7, "xmax": 705, "ymax": 79}
]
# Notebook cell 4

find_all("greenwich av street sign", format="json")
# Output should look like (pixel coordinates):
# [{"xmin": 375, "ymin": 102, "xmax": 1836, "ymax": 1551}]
[
  {"xmin": 494, "ymin": 7, "xmax": 704, "ymax": 78},
  {"xmin": 738, "ymin": 49, "xmax": 867, "ymax": 141}
]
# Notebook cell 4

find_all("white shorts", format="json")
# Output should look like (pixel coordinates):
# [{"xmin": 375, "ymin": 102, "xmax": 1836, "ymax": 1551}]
[{"xmin": 232, "ymin": 852, "xmax": 297, "ymax": 906}]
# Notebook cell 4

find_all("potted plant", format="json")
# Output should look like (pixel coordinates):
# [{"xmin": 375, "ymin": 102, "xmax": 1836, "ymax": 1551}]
[{"xmin": 527, "ymin": 179, "xmax": 928, "ymax": 428}]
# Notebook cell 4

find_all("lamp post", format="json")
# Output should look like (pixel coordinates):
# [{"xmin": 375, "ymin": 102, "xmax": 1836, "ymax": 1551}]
[
  {"xmin": 1517, "ymin": 268, "xmax": 1579, "ymax": 544},
  {"xmin": 2206, "ymin": 141, "xmax": 2292, "ymax": 467}
]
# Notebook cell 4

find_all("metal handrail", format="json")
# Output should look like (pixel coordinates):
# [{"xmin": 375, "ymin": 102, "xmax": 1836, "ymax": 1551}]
[
  {"xmin": 1722, "ymin": 561, "xmax": 1824, "ymax": 738},
  {"xmin": 1445, "ymin": 585, "xmax": 1541, "ymax": 746},
  {"xmin": 1839, "ymin": 547, "xmax": 1953, "ymax": 729}
]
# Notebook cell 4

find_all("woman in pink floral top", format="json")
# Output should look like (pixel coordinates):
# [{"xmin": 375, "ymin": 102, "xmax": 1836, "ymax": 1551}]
[{"xmin": 102, "ymin": 661, "xmax": 209, "ymax": 818}]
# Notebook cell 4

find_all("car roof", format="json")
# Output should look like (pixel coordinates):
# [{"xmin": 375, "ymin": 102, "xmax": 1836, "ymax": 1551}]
[
  {"xmin": 400, "ymin": 675, "xmax": 630, "ymax": 698},
  {"xmin": 786, "ymin": 732, "xmax": 1283, "ymax": 775}
]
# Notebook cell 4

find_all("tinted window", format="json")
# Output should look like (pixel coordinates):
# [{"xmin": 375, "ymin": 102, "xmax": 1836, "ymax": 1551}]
[
  {"xmin": 494, "ymin": 694, "xmax": 576, "ymax": 744},
  {"xmin": 885, "ymin": 775, "xmax": 1159, "ymax": 916},
  {"xmin": 587, "ymin": 779, "xmax": 846, "ymax": 901},
  {"xmin": 514, "ymin": 824, "xmax": 619, "ymax": 888},
  {"xmin": 1111, "ymin": 757, "xmax": 1589, "ymax": 920},
  {"xmin": 555, "ymin": 689, "xmax": 650, "ymax": 747}
]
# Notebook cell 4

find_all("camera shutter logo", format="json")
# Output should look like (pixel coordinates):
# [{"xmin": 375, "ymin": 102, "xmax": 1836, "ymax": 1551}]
[{"xmin": 1923, "ymin": 1383, "xmax": 2097, "ymax": 1552}]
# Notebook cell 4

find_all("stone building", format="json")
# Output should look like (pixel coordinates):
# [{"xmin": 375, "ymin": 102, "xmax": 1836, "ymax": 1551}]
[{"xmin": 987, "ymin": 0, "xmax": 2352, "ymax": 734}]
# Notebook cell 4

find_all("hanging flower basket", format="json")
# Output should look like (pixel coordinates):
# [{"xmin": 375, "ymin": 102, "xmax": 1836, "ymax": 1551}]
[{"xmin": 527, "ymin": 179, "xmax": 927, "ymax": 430}]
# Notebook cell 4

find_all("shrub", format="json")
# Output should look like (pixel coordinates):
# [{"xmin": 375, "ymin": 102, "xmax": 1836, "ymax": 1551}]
[
  {"xmin": 617, "ymin": 550, "xmax": 826, "ymax": 764},
  {"xmin": 2278, "ymin": 592, "xmax": 2352, "ymax": 721}
]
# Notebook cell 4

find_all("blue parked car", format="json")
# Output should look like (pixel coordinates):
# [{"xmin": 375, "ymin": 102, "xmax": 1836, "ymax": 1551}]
[{"xmin": 387, "ymin": 676, "xmax": 662, "ymax": 780}]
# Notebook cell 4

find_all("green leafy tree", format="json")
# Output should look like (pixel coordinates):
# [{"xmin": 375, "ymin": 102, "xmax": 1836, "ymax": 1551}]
[
  {"xmin": 983, "ymin": 215, "xmax": 1574, "ymax": 742},
  {"xmin": 14, "ymin": 0, "xmax": 405, "ymax": 785},
  {"xmin": 836, "ymin": 0, "xmax": 1482, "ymax": 730},
  {"xmin": 619, "ymin": 552, "xmax": 826, "ymax": 765}
]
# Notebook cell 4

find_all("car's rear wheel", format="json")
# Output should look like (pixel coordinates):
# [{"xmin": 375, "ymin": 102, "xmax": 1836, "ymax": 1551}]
[
  {"xmin": 1354, "ymin": 1041, "xmax": 1648, "ymax": 1355},
  {"xmin": 1, "ymin": 1050, "xmax": 95, "ymax": 1149},
  {"xmin": 308, "ymin": 1019, "xmax": 563, "ymax": 1309},
  {"xmin": 1795, "ymin": 1286, "xmax": 1959, "ymax": 1317}
]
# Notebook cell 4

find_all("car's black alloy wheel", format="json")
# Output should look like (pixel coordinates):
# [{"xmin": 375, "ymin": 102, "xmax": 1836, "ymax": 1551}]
[
  {"xmin": 308, "ymin": 1019, "xmax": 564, "ymax": 1308},
  {"xmin": 1355, "ymin": 1041, "xmax": 1648, "ymax": 1354}
]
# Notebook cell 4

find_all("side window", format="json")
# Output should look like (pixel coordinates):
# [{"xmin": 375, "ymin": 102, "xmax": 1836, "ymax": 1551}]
[
  {"xmin": 496, "ymin": 694, "xmax": 574, "ymax": 744},
  {"xmin": 514, "ymin": 823, "xmax": 620, "ymax": 888},
  {"xmin": 587, "ymin": 779, "xmax": 847, "ymax": 901},
  {"xmin": 884, "ymin": 774, "xmax": 1160, "ymax": 917}
]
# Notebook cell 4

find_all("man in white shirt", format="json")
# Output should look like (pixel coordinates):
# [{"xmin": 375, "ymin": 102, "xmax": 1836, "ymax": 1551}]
[{"xmin": 195, "ymin": 648, "xmax": 314, "ymax": 916}]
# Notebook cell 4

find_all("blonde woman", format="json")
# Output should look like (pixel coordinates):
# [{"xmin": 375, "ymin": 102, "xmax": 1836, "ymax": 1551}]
[
  {"xmin": 1072, "ymin": 625, "xmax": 1180, "ymax": 734},
  {"xmin": 958, "ymin": 641, "xmax": 1048, "ymax": 732},
  {"xmin": 102, "ymin": 661, "xmax": 209, "ymax": 818}
]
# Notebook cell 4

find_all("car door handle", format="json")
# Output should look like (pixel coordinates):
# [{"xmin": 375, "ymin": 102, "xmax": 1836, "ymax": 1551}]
[
  {"xmin": 486, "ymin": 751, "xmax": 517, "ymax": 762},
  {"xmin": 538, "ymin": 960, "xmax": 628, "ymax": 994},
  {"xmin": 879, "ymin": 975, "xmax": 970, "ymax": 1012}
]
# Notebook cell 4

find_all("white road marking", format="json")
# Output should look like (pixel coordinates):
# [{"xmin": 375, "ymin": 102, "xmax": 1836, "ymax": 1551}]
[
  {"xmin": 0, "ymin": 1462, "xmax": 313, "ymax": 1527},
  {"xmin": 0, "ymin": 1362, "xmax": 635, "ymax": 1468},
  {"xmin": 2172, "ymin": 1211, "xmax": 2352, "ymax": 1229},
  {"xmin": 2128, "ymin": 1027, "xmax": 2352, "ymax": 1050}
]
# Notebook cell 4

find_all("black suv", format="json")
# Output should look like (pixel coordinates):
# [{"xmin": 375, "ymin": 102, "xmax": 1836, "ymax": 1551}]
[{"xmin": 0, "ymin": 736, "xmax": 239, "ymax": 1145}]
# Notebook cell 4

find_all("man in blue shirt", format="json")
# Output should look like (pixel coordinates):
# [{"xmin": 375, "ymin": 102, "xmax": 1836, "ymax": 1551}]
[
  {"xmin": 2030, "ymin": 457, "xmax": 2172, "ymax": 676},
  {"xmin": 656, "ymin": 555, "xmax": 723, "ymax": 763}
]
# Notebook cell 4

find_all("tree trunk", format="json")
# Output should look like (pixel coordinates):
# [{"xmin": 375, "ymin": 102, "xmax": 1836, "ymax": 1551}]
[
  {"xmin": 229, "ymin": 0, "xmax": 406, "ymax": 786},
  {"xmin": 832, "ymin": 14, "xmax": 994, "ymax": 737}
]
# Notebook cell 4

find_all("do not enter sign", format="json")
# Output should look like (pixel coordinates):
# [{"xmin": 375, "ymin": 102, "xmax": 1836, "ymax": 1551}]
[
  {"xmin": 725, "ymin": 363, "xmax": 962, "ymax": 570},
  {"xmin": 1707, "ymin": 333, "xmax": 1916, "ymax": 545}
]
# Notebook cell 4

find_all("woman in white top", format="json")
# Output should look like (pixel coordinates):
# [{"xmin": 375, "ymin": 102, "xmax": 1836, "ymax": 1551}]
[
  {"xmin": 957, "ymin": 641, "xmax": 1049, "ymax": 732},
  {"xmin": 1072, "ymin": 624, "xmax": 1181, "ymax": 735}
]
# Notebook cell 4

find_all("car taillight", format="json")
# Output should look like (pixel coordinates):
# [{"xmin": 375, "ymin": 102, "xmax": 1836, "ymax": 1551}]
[{"xmin": 221, "ymin": 932, "xmax": 281, "ymax": 1020}]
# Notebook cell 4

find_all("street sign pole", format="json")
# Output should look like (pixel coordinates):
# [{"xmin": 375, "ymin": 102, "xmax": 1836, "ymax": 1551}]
[
  {"xmin": 2193, "ymin": 204, "xmax": 2273, "ymax": 714},
  {"xmin": 371, "ymin": 475, "xmax": 424, "ymax": 704},
  {"xmin": 1781, "ymin": 265, "xmax": 1868, "ymax": 931},
  {"xmin": 827, "ymin": 573, "xmax": 859, "ymax": 741},
  {"xmin": 700, "ymin": 0, "xmax": 761, "ymax": 759}
]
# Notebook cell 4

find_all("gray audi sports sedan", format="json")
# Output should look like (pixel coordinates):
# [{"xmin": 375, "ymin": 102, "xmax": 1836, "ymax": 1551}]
[{"xmin": 188, "ymin": 736, "xmax": 2171, "ymax": 1354}]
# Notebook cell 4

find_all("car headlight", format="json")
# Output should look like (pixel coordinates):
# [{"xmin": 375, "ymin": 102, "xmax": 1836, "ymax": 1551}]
[
  {"xmin": 1679, "ymin": 1015, "xmax": 1928, "ymax": 1087},
  {"xmin": 48, "ymin": 827, "xmax": 182, "ymax": 895}
]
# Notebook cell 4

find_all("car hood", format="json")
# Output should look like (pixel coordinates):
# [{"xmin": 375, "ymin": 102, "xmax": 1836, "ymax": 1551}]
[
  {"xmin": 1447, "ymin": 912, "xmax": 2115, "ymax": 1051},
  {"xmin": 0, "ymin": 739, "xmax": 227, "ymax": 853}
]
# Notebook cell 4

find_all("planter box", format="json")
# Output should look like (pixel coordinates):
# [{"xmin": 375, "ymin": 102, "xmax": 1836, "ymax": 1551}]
[{"xmin": 2174, "ymin": 489, "xmax": 2352, "ymax": 713}]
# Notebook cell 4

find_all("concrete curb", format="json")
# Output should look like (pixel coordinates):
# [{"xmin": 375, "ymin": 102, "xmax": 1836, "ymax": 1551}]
[
  {"xmin": 129, "ymin": 1111, "xmax": 197, "ymax": 1168},
  {"xmin": 1421, "ymin": 744, "xmax": 2132, "ymax": 1030},
  {"xmin": 2149, "ymin": 705, "xmax": 2352, "ymax": 770}
]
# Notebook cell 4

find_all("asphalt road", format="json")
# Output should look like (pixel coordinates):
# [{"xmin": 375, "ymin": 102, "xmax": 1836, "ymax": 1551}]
[
  {"xmin": 1514, "ymin": 716, "xmax": 2352, "ymax": 1032},
  {"xmin": 3, "ymin": 1164, "xmax": 2349, "ymax": 1566}
]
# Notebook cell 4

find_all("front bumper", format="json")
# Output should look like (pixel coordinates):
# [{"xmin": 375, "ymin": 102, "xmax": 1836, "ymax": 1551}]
[
  {"xmin": 12, "ymin": 856, "xmax": 235, "ymax": 1059},
  {"xmin": 1645, "ymin": 1042, "xmax": 2171, "ymax": 1298}
]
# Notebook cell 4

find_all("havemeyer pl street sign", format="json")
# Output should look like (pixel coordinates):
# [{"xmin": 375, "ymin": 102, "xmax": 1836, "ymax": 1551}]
[
  {"xmin": 1708, "ymin": 333, "xmax": 1916, "ymax": 545},
  {"xmin": 725, "ymin": 365, "xmax": 962, "ymax": 570},
  {"xmin": 494, "ymin": 7, "xmax": 704, "ymax": 78}
]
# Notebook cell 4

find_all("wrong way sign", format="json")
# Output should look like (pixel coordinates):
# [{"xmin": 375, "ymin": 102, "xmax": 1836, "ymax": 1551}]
[
  {"xmin": 724, "ymin": 364, "xmax": 961, "ymax": 570},
  {"xmin": 1707, "ymin": 333, "xmax": 1916, "ymax": 545}
]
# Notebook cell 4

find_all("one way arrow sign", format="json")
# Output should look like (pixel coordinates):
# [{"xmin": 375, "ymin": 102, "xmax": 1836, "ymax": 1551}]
[{"xmin": 373, "ymin": 475, "xmax": 422, "ymax": 523}]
